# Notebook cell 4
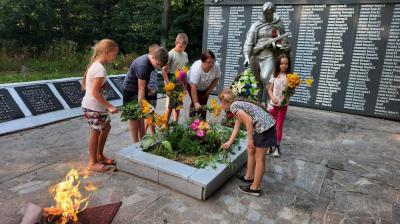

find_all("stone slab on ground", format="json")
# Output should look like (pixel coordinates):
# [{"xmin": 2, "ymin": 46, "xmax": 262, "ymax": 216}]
[{"xmin": 0, "ymin": 95, "xmax": 399, "ymax": 223}]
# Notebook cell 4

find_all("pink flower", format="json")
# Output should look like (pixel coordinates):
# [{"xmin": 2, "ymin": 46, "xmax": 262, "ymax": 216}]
[
  {"xmin": 178, "ymin": 71, "xmax": 187, "ymax": 80},
  {"xmin": 196, "ymin": 129, "xmax": 205, "ymax": 138},
  {"xmin": 190, "ymin": 123, "xmax": 199, "ymax": 131},
  {"xmin": 193, "ymin": 119, "xmax": 200, "ymax": 125}
]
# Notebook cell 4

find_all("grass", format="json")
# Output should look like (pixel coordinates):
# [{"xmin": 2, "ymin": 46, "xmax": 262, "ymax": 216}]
[{"xmin": 0, "ymin": 39, "xmax": 135, "ymax": 84}]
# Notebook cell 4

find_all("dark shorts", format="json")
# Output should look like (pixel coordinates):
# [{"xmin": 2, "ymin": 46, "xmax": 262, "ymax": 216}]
[
  {"xmin": 82, "ymin": 108, "xmax": 110, "ymax": 131},
  {"xmin": 253, "ymin": 125, "xmax": 277, "ymax": 148},
  {"xmin": 123, "ymin": 89, "xmax": 137, "ymax": 105}
]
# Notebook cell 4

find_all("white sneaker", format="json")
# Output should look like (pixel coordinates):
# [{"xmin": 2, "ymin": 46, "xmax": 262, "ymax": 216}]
[{"xmin": 272, "ymin": 149, "xmax": 280, "ymax": 158}]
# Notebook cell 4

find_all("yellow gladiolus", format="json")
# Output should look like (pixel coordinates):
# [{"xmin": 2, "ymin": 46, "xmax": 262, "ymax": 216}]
[
  {"xmin": 155, "ymin": 114, "xmax": 168, "ymax": 127},
  {"xmin": 145, "ymin": 116, "xmax": 154, "ymax": 125},
  {"xmin": 141, "ymin": 100, "xmax": 152, "ymax": 114},
  {"xmin": 164, "ymin": 82, "xmax": 175, "ymax": 92},
  {"xmin": 182, "ymin": 66, "xmax": 189, "ymax": 73}
]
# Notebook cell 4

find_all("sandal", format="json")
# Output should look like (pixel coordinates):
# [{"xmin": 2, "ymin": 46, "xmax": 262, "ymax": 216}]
[
  {"xmin": 88, "ymin": 163, "xmax": 112, "ymax": 173},
  {"xmin": 238, "ymin": 185, "xmax": 261, "ymax": 197},
  {"xmin": 99, "ymin": 158, "xmax": 117, "ymax": 166},
  {"xmin": 235, "ymin": 174, "xmax": 254, "ymax": 183}
]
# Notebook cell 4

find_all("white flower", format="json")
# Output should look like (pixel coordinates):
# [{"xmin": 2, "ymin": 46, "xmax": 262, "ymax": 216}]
[{"xmin": 232, "ymin": 80, "xmax": 245, "ymax": 94}]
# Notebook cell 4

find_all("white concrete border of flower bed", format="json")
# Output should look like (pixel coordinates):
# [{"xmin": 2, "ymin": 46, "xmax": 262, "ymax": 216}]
[{"xmin": 113, "ymin": 139, "xmax": 248, "ymax": 200}]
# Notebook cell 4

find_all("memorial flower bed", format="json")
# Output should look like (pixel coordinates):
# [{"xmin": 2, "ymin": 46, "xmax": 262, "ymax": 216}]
[
  {"xmin": 120, "ymin": 98, "xmax": 244, "ymax": 169},
  {"xmin": 140, "ymin": 119, "xmax": 245, "ymax": 169}
]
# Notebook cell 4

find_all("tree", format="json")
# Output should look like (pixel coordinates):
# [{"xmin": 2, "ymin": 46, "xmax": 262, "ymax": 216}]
[{"xmin": 161, "ymin": 0, "xmax": 170, "ymax": 48}]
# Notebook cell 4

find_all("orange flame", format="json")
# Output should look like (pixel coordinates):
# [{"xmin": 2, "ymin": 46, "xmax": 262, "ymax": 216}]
[{"xmin": 44, "ymin": 169, "xmax": 93, "ymax": 224}]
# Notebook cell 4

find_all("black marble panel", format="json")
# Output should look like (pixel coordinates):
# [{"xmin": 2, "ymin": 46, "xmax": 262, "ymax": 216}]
[
  {"xmin": 53, "ymin": 81, "xmax": 84, "ymax": 108},
  {"xmin": 0, "ymin": 89, "xmax": 25, "ymax": 122},
  {"xmin": 109, "ymin": 76, "xmax": 125, "ymax": 93},
  {"xmin": 104, "ymin": 81, "xmax": 120, "ymax": 101},
  {"xmin": 203, "ymin": 0, "xmax": 400, "ymax": 121},
  {"xmin": 15, "ymin": 84, "xmax": 63, "ymax": 115}
]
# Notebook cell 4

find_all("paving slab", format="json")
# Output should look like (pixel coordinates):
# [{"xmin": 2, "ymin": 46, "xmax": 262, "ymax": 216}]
[{"xmin": 0, "ymin": 96, "xmax": 399, "ymax": 223}]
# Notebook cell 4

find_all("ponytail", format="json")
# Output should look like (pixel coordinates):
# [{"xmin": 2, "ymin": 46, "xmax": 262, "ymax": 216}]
[
  {"xmin": 82, "ymin": 50, "xmax": 98, "ymax": 90},
  {"xmin": 81, "ymin": 39, "xmax": 118, "ymax": 90}
]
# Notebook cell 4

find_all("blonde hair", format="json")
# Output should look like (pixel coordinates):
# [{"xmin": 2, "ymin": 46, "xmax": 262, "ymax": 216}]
[
  {"xmin": 82, "ymin": 39, "xmax": 118, "ymax": 90},
  {"xmin": 175, "ymin": 33, "xmax": 189, "ymax": 45},
  {"xmin": 219, "ymin": 88, "xmax": 236, "ymax": 104}
]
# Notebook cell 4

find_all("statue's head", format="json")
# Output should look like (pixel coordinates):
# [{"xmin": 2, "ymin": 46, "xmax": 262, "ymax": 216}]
[{"xmin": 262, "ymin": 2, "xmax": 275, "ymax": 22}]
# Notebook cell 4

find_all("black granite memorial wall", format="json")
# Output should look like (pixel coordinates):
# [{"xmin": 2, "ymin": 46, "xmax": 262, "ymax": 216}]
[
  {"xmin": 104, "ymin": 81, "xmax": 120, "ymax": 101},
  {"xmin": 0, "ymin": 89, "xmax": 25, "ymax": 122},
  {"xmin": 109, "ymin": 76, "xmax": 124, "ymax": 93},
  {"xmin": 203, "ymin": 0, "xmax": 400, "ymax": 121},
  {"xmin": 53, "ymin": 81, "xmax": 84, "ymax": 108},
  {"xmin": 15, "ymin": 84, "xmax": 64, "ymax": 115}
]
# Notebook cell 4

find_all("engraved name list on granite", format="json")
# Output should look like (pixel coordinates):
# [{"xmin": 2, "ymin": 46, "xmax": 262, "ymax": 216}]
[
  {"xmin": 104, "ymin": 82, "xmax": 120, "ymax": 101},
  {"xmin": 206, "ymin": 6, "xmax": 226, "ymax": 66},
  {"xmin": 374, "ymin": 4, "xmax": 400, "ymax": 118},
  {"xmin": 15, "ymin": 84, "xmax": 64, "ymax": 115},
  {"xmin": 291, "ymin": 5, "xmax": 326, "ymax": 104},
  {"xmin": 344, "ymin": 4, "xmax": 383, "ymax": 112},
  {"xmin": 315, "ymin": 5, "xmax": 355, "ymax": 108},
  {"xmin": 203, "ymin": 1, "xmax": 400, "ymax": 121},
  {"xmin": 53, "ymin": 81, "xmax": 84, "ymax": 108},
  {"xmin": 109, "ymin": 76, "xmax": 125, "ymax": 93},
  {"xmin": 224, "ymin": 6, "xmax": 246, "ymax": 87},
  {"xmin": 0, "ymin": 89, "xmax": 24, "ymax": 122}
]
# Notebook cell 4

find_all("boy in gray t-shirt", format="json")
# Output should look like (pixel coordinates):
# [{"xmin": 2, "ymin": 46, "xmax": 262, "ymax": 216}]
[{"xmin": 163, "ymin": 33, "xmax": 189, "ymax": 126}]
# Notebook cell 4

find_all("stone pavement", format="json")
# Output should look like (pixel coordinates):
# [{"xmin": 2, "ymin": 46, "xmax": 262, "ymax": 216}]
[{"xmin": 0, "ymin": 96, "xmax": 399, "ymax": 224}]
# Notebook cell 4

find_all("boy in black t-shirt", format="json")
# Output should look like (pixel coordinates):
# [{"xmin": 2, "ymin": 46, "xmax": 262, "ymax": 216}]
[{"xmin": 122, "ymin": 46, "xmax": 168, "ymax": 143}]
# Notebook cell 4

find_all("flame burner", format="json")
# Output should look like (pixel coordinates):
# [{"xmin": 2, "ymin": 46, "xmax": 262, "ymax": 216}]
[
  {"xmin": 36, "ymin": 202, "xmax": 122, "ymax": 224},
  {"xmin": 21, "ymin": 169, "xmax": 121, "ymax": 224},
  {"xmin": 38, "ymin": 214, "xmax": 75, "ymax": 224}
]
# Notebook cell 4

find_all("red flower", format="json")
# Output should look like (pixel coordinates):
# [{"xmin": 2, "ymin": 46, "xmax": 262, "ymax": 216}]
[
  {"xmin": 271, "ymin": 28, "xmax": 277, "ymax": 38},
  {"xmin": 226, "ymin": 111, "xmax": 234, "ymax": 119}
]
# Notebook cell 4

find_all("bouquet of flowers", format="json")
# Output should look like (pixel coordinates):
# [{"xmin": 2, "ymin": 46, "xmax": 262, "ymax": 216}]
[
  {"xmin": 164, "ymin": 66, "xmax": 189, "ymax": 110},
  {"xmin": 145, "ymin": 113, "xmax": 168, "ymax": 129},
  {"xmin": 231, "ymin": 69, "xmax": 259, "ymax": 101},
  {"xmin": 204, "ymin": 99, "xmax": 222, "ymax": 117},
  {"xmin": 175, "ymin": 66, "xmax": 189, "ymax": 84},
  {"xmin": 120, "ymin": 99, "xmax": 154, "ymax": 121},
  {"xmin": 281, "ymin": 73, "xmax": 313, "ymax": 106}
]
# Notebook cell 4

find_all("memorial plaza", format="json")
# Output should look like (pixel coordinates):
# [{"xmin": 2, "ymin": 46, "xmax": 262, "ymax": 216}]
[
  {"xmin": 1, "ymin": 95, "xmax": 399, "ymax": 223},
  {"xmin": 0, "ymin": 1, "xmax": 399, "ymax": 223}
]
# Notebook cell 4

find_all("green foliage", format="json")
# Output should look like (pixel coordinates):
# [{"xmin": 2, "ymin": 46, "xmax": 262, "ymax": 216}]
[
  {"xmin": 152, "ymin": 140, "xmax": 177, "ymax": 160},
  {"xmin": 144, "ymin": 121, "xmax": 245, "ymax": 169},
  {"xmin": 0, "ymin": 0, "xmax": 204, "ymax": 83},
  {"xmin": 0, "ymin": 0, "xmax": 203, "ymax": 57},
  {"xmin": 120, "ymin": 101, "xmax": 143, "ymax": 121}
]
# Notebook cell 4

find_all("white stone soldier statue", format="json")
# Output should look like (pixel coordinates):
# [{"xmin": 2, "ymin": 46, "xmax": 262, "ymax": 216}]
[{"xmin": 243, "ymin": 1, "xmax": 291, "ymax": 102}]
